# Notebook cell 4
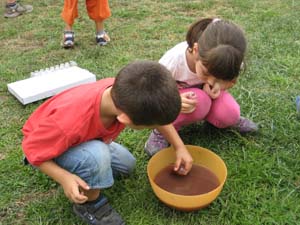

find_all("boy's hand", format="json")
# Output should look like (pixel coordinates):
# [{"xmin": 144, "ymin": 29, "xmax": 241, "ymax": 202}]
[
  {"xmin": 173, "ymin": 146, "xmax": 193, "ymax": 175},
  {"xmin": 203, "ymin": 83, "xmax": 221, "ymax": 99},
  {"xmin": 60, "ymin": 173, "xmax": 90, "ymax": 204},
  {"xmin": 180, "ymin": 91, "xmax": 197, "ymax": 114},
  {"xmin": 38, "ymin": 160, "xmax": 90, "ymax": 204},
  {"xmin": 156, "ymin": 125, "xmax": 193, "ymax": 175}
]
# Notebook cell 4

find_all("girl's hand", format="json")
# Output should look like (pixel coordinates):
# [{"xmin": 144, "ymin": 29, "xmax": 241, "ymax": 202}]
[
  {"xmin": 221, "ymin": 79, "xmax": 236, "ymax": 90},
  {"xmin": 203, "ymin": 83, "xmax": 221, "ymax": 99},
  {"xmin": 180, "ymin": 91, "xmax": 197, "ymax": 114},
  {"xmin": 61, "ymin": 173, "xmax": 90, "ymax": 204}
]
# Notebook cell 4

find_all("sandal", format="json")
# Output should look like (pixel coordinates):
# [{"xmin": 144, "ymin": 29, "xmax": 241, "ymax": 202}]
[
  {"xmin": 73, "ymin": 195, "xmax": 125, "ymax": 225},
  {"xmin": 62, "ymin": 31, "xmax": 75, "ymax": 49},
  {"xmin": 96, "ymin": 31, "xmax": 110, "ymax": 46}
]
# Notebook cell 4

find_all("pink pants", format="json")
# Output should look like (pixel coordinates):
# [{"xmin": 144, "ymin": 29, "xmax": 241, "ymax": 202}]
[{"xmin": 173, "ymin": 88, "xmax": 240, "ymax": 130}]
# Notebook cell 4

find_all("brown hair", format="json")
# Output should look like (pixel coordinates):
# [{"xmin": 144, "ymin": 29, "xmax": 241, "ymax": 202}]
[
  {"xmin": 111, "ymin": 60, "xmax": 181, "ymax": 126},
  {"xmin": 186, "ymin": 18, "xmax": 246, "ymax": 81}
]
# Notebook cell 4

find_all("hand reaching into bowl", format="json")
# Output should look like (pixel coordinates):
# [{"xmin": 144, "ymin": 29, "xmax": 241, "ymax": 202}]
[{"xmin": 173, "ymin": 146, "xmax": 193, "ymax": 175}]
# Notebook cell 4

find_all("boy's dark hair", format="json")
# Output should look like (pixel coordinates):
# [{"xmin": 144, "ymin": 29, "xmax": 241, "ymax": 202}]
[
  {"xmin": 186, "ymin": 18, "xmax": 246, "ymax": 81},
  {"xmin": 111, "ymin": 60, "xmax": 181, "ymax": 126}
]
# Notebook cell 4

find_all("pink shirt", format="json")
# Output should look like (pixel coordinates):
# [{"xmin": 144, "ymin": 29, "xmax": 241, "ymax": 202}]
[{"xmin": 159, "ymin": 41, "xmax": 204, "ymax": 88}]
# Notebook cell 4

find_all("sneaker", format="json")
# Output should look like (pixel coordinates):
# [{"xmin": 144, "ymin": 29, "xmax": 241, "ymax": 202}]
[
  {"xmin": 62, "ymin": 31, "xmax": 75, "ymax": 49},
  {"xmin": 144, "ymin": 129, "xmax": 169, "ymax": 156},
  {"xmin": 96, "ymin": 31, "xmax": 110, "ymax": 46},
  {"xmin": 233, "ymin": 116, "xmax": 258, "ymax": 133},
  {"xmin": 4, "ymin": 2, "xmax": 33, "ymax": 18},
  {"xmin": 73, "ymin": 195, "xmax": 125, "ymax": 225}
]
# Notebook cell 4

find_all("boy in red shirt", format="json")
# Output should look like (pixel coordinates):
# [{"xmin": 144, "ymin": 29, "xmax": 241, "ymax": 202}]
[{"xmin": 22, "ymin": 60, "xmax": 193, "ymax": 225}]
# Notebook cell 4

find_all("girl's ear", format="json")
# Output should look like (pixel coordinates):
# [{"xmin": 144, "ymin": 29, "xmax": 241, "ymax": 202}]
[
  {"xmin": 193, "ymin": 43, "xmax": 199, "ymax": 54},
  {"xmin": 116, "ymin": 113, "xmax": 132, "ymax": 125}
]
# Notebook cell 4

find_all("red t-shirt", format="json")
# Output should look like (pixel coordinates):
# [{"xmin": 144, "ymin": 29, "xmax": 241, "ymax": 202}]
[{"xmin": 22, "ymin": 78, "xmax": 125, "ymax": 166}]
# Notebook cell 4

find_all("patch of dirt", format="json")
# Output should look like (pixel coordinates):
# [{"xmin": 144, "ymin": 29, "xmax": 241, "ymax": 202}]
[
  {"xmin": 0, "ymin": 153, "xmax": 5, "ymax": 161},
  {"xmin": 1, "ymin": 31, "xmax": 44, "ymax": 53}
]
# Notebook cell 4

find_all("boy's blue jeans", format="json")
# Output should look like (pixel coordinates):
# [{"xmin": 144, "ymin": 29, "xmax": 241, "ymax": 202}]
[{"xmin": 54, "ymin": 140, "xmax": 136, "ymax": 189}]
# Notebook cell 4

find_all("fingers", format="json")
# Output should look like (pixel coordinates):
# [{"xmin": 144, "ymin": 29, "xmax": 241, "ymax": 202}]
[
  {"xmin": 174, "ymin": 150, "xmax": 194, "ymax": 176},
  {"xmin": 210, "ymin": 89, "xmax": 221, "ymax": 99},
  {"xmin": 72, "ymin": 177, "xmax": 90, "ymax": 203},
  {"xmin": 203, "ymin": 83, "xmax": 211, "ymax": 93},
  {"xmin": 71, "ymin": 187, "xmax": 88, "ymax": 204},
  {"xmin": 203, "ymin": 83, "xmax": 221, "ymax": 99},
  {"xmin": 181, "ymin": 103, "xmax": 196, "ymax": 113},
  {"xmin": 64, "ymin": 176, "xmax": 90, "ymax": 204},
  {"xmin": 181, "ymin": 91, "xmax": 195, "ymax": 98},
  {"xmin": 173, "ymin": 159, "xmax": 187, "ymax": 176},
  {"xmin": 183, "ymin": 161, "xmax": 193, "ymax": 175},
  {"xmin": 181, "ymin": 92, "xmax": 197, "ymax": 113},
  {"xmin": 76, "ymin": 177, "xmax": 90, "ymax": 191},
  {"xmin": 174, "ymin": 158, "xmax": 181, "ymax": 172}
]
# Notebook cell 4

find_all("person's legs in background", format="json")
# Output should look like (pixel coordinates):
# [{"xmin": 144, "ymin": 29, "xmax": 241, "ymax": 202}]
[
  {"xmin": 4, "ymin": 0, "xmax": 33, "ymax": 18},
  {"xmin": 86, "ymin": 0, "xmax": 111, "ymax": 45},
  {"xmin": 61, "ymin": 0, "xmax": 78, "ymax": 48}
]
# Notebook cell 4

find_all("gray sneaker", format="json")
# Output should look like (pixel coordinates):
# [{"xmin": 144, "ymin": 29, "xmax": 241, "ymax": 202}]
[
  {"xmin": 73, "ymin": 195, "xmax": 125, "ymax": 225},
  {"xmin": 233, "ymin": 116, "xmax": 258, "ymax": 133},
  {"xmin": 4, "ymin": 2, "xmax": 33, "ymax": 18},
  {"xmin": 144, "ymin": 129, "xmax": 169, "ymax": 156}
]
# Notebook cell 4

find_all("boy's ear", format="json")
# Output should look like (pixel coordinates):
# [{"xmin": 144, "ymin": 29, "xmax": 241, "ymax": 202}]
[{"xmin": 117, "ymin": 113, "xmax": 132, "ymax": 125}]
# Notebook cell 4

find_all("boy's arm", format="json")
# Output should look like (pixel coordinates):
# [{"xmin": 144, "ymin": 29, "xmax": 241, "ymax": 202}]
[
  {"xmin": 37, "ymin": 160, "xmax": 90, "ymax": 203},
  {"xmin": 156, "ymin": 124, "xmax": 193, "ymax": 175}
]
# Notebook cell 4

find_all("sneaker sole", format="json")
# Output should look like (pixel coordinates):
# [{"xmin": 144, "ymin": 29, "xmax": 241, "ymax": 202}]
[
  {"xmin": 4, "ymin": 12, "xmax": 22, "ymax": 18},
  {"xmin": 4, "ymin": 8, "xmax": 33, "ymax": 18},
  {"xmin": 61, "ymin": 42, "xmax": 74, "ymax": 49},
  {"xmin": 97, "ymin": 41, "xmax": 109, "ymax": 46},
  {"xmin": 73, "ymin": 204, "xmax": 126, "ymax": 225}
]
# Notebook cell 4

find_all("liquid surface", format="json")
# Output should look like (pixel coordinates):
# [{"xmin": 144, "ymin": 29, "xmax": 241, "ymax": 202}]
[{"xmin": 154, "ymin": 164, "xmax": 220, "ymax": 195}]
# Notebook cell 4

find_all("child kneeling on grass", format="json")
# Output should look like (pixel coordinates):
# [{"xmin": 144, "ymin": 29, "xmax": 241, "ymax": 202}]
[
  {"xmin": 22, "ymin": 60, "xmax": 193, "ymax": 225},
  {"xmin": 145, "ymin": 18, "xmax": 258, "ymax": 156}
]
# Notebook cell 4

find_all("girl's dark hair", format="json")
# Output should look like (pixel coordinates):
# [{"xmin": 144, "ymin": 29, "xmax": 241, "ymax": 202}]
[
  {"xmin": 186, "ymin": 18, "xmax": 247, "ymax": 81},
  {"xmin": 111, "ymin": 61, "xmax": 181, "ymax": 126}
]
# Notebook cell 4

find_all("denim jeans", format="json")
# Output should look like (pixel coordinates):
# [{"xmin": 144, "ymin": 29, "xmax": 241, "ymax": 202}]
[{"xmin": 54, "ymin": 140, "xmax": 136, "ymax": 189}]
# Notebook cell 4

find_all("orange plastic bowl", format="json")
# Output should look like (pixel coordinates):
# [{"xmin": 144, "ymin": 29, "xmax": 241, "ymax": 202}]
[{"xmin": 147, "ymin": 145, "xmax": 227, "ymax": 211}]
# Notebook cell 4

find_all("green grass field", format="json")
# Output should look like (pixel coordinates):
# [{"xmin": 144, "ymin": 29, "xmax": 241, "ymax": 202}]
[{"xmin": 0, "ymin": 0, "xmax": 300, "ymax": 224}]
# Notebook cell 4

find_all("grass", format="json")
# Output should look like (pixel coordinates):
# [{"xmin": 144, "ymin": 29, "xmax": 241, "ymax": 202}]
[{"xmin": 0, "ymin": 0, "xmax": 300, "ymax": 224}]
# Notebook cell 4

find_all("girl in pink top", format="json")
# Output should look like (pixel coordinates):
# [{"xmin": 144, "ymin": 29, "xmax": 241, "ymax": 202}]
[{"xmin": 145, "ymin": 18, "xmax": 258, "ymax": 156}]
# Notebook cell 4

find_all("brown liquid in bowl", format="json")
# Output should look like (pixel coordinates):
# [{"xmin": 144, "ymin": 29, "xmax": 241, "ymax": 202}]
[{"xmin": 154, "ymin": 164, "xmax": 220, "ymax": 195}]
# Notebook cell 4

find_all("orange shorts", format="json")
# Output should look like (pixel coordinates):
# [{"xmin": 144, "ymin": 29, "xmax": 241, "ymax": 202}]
[{"xmin": 62, "ymin": 0, "xmax": 111, "ymax": 26}]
